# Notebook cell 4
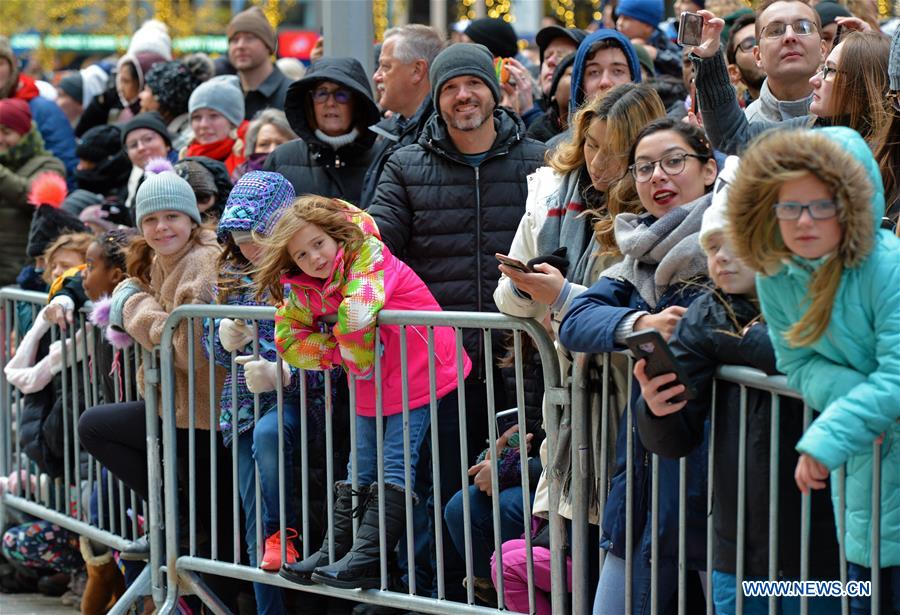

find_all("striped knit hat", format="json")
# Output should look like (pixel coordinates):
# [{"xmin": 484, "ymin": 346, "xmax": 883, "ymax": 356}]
[{"xmin": 217, "ymin": 171, "xmax": 295, "ymax": 242}]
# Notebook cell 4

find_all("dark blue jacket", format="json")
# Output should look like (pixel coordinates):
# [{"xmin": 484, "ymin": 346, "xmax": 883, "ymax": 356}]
[
  {"xmin": 569, "ymin": 29, "xmax": 641, "ymax": 115},
  {"xmin": 559, "ymin": 274, "xmax": 708, "ymax": 569},
  {"xmin": 28, "ymin": 96, "xmax": 78, "ymax": 182}
]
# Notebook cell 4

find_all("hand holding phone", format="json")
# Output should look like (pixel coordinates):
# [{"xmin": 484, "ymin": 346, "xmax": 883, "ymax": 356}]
[
  {"xmin": 496, "ymin": 253, "xmax": 532, "ymax": 273},
  {"xmin": 678, "ymin": 11, "xmax": 704, "ymax": 47},
  {"xmin": 625, "ymin": 329, "xmax": 697, "ymax": 404}
]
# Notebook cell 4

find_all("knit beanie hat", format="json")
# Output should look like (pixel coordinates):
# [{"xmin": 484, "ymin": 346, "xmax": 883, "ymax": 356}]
[
  {"xmin": 134, "ymin": 171, "xmax": 201, "ymax": 228},
  {"xmin": 0, "ymin": 37, "xmax": 17, "ymax": 99},
  {"xmin": 227, "ymin": 6, "xmax": 277, "ymax": 54},
  {"xmin": 0, "ymin": 99, "xmax": 32, "ymax": 136},
  {"xmin": 430, "ymin": 43, "xmax": 501, "ymax": 115},
  {"xmin": 815, "ymin": 2, "xmax": 852, "ymax": 28},
  {"xmin": 218, "ymin": 170, "xmax": 295, "ymax": 242},
  {"xmin": 121, "ymin": 112, "xmax": 172, "ymax": 148},
  {"xmin": 27, "ymin": 206, "xmax": 89, "ymax": 258},
  {"xmin": 76, "ymin": 124, "xmax": 122, "ymax": 163},
  {"xmin": 616, "ymin": 0, "xmax": 664, "ymax": 28},
  {"xmin": 188, "ymin": 75, "xmax": 245, "ymax": 127},
  {"xmin": 633, "ymin": 43, "xmax": 655, "ymax": 77},
  {"xmin": 58, "ymin": 72, "xmax": 84, "ymax": 106},
  {"xmin": 144, "ymin": 61, "xmax": 202, "ymax": 117},
  {"xmin": 890, "ymin": 25, "xmax": 900, "ymax": 91},
  {"xmin": 699, "ymin": 155, "xmax": 739, "ymax": 252},
  {"xmin": 464, "ymin": 17, "xmax": 519, "ymax": 59},
  {"xmin": 127, "ymin": 19, "xmax": 173, "ymax": 61},
  {"xmin": 175, "ymin": 159, "xmax": 218, "ymax": 196}
]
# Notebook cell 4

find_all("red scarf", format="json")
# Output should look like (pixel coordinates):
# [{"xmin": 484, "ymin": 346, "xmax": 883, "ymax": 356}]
[
  {"xmin": 184, "ymin": 120, "xmax": 248, "ymax": 175},
  {"xmin": 13, "ymin": 74, "xmax": 40, "ymax": 102}
]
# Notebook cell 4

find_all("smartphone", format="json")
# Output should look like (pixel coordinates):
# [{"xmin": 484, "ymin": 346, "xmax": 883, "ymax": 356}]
[
  {"xmin": 494, "ymin": 57, "xmax": 511, "ymax": 85},
  {"xmin": 496, "ymin": 253, "xmax": 532, "ymax": 273},
  {"xmin": 495, "ymin": 408, "xmax": 519, "ymax": 436},
  {"xmin": 678, "ymin": 12, "xmax": 704, "ymax": 47},
  {"xmin": 625, "ymin": 329, "xmax": 698, "ymax": 402}
]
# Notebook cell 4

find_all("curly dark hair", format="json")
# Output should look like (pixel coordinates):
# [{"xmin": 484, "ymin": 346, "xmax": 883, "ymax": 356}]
[{"xmin": 93, "ymin": 228, "xmax": 139, "ymax": 272}]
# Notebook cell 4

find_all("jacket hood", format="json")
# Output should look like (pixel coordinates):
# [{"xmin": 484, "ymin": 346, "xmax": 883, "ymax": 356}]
[
  {"xmin": 728, "ymin": 126, "xmax": 882, "ymax": 276},
  {"xmin": 420, "ymin": 105, "xmax": 527, "ymax": 162},
  {"xmin": 284, "ymin": 57, "xmax": 380, "ymax": 147},
  {"xmin": 570, "ymin": 29, "xmax": 641, "ymax": 114}
]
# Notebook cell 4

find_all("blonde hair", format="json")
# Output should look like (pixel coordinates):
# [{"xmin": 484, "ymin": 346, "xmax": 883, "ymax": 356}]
[
  {"xmin": 42, "ymin": 232, "xmax": 94, "ymax": 284},
  {"xmin": 726, "ymin": 130, "xmax": 874, "ymax": 347},
  {"xmin": 550, "ymin": 83, "xmax": 666, "ymax": 254},
  {"xmin": 126, "ymin": 222, "xmax": 218, "ymax": 286},
  {"xmin": 254, "ymin": 196, "xmax": 365, "ymax": 303}
]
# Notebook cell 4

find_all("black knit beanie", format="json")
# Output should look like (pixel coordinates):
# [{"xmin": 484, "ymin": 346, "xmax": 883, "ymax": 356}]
[
  {"xmin": 120, "ymin": 111, "xmax": 172, "ymax": 148},
  {"xmin": 144, "ymin": 61, "xmax": 202, "ymax": 117},
  {"xmin": 58, "ymin": 72, "xmax": 84, "ymax": 105},
  {"xmin": 77, "ymin": 124, "xmax": 123, "ymax": 163},
  {"xmin": 430, "ymin": 43, "xmax": 501, "ymax": 116},
  {"xmin": 464, "ymin": 18, "xmax": 519, "ymax": 58}
]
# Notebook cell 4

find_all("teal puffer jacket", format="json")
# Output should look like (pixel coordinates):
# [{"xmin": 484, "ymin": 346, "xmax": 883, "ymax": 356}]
[{"xmin": 752, "ymin": 127, "xmax": 900, "ymax": 568}]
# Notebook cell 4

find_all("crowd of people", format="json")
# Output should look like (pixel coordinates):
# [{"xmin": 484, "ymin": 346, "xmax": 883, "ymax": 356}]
[{"xmin": 0, "ymin": 1, "xmax": 898, "ymax": 614}]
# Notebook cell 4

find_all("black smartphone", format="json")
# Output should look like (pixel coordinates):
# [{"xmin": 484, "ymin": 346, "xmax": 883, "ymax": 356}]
[
  {"xmin": 678, "ymin": 12, "xmax": 704, "ymax": 47},
  {"xmin": 496, "ymin": 253, "xmax": 532, "ymax": 273},
  {"xmin": 625, "ymin": 329, "xmax": 698, "ymax": 402},
  {"xmin": 495, "ymin": 408, "xmax": 519, "ymax": 436}
]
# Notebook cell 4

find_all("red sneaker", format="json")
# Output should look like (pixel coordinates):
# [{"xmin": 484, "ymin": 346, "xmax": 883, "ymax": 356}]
[{"xmin": 260, "ymin": 528, "xmax": 299, "ymax": 571}]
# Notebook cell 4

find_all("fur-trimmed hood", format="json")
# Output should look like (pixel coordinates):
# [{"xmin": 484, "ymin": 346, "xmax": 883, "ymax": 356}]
[{"xmin": 727, "ymin": 127, "xmax": 883, "ymax": 276}]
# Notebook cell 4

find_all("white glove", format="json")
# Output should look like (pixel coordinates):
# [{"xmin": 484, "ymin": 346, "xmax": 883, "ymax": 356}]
[
  {"xmin": 44, "ymin": 295, "xmax": 75, "ymax": 330},
  {"xmin": 234, "ymin": 355, "xmax": 291, "ymax": 394},
  {"xmin": 218, "ymin": 318, "xmax": 254, "ymax": 352}
]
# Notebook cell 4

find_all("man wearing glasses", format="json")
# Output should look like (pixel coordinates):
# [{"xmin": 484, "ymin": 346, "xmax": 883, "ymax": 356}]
[
  {"xmin": 743, "ymin": 0, "xmax": 826, "ymax": 123},
  {"xmin": 725, "ymin": 13, "xmax": 767, "ymax": 104}
]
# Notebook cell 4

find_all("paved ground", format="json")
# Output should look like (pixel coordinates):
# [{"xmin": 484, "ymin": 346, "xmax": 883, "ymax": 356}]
[{"xmin": 1, "ymin": 592, "xmax": 78, "ymax": 615}]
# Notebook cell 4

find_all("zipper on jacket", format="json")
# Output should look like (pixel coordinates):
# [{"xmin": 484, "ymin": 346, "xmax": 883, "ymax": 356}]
[{"xmin": 474, "ymin": 165, "xmax": 483, "ymax": 314}]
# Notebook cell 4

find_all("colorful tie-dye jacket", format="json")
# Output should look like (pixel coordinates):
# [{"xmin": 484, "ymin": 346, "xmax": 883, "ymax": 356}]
[{"xmin": 276, "ymin": 206, "xmax": 470, "ymax": 416}]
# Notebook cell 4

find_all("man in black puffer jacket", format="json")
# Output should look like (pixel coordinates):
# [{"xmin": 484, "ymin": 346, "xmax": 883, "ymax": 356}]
[
  {"xmin": 367, "ymin": 43, "xmax": 545, "ymax": 600},
  {"xmin": 264, "ymin": 57, "xmax": 380, "ymax": 205}
]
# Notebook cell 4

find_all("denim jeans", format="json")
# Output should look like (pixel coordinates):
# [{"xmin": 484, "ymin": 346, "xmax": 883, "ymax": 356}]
[
  {"xmin": 347, "ymin": 404, "xmax": 430, "ymax": 488},
  {"xmin": 444, "ymin": 485, "xmax": 532, "ymax": 578},
  {"xmin": 593, "ymin": 552, "xmax": 706, "ymax": 615},
  {"xmin": 712, "ymin": 569, "xmax": 842, "ymax": 615},
  {"xmin": 236, "ymin": 402, "xmax": 300, "ymax": 615},
  {"xmin": 848, "ymin": 564, "xmax": 900, "ymax": 615}
]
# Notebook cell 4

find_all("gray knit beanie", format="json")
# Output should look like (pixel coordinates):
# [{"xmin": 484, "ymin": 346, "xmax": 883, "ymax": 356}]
[
  {"xmin": 430, "ymin": 43, "xmax": 500, "ymax": 116},
  {"xmin": 890, "ymin": 26, "xmax": 900, "ymax": 91},
  {"xmin": 188, "ymin": 75, "xmax": 245, "ymax": 127},
  {"xmin": 135, "ymin": 171, "xmax": 201, "ymax": 228}
]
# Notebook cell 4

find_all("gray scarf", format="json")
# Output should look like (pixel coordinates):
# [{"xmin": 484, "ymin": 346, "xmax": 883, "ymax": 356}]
[
  {"xmin": 535, "ymin": 168, "xmax": 603, "ymax": 286},
  {"xmin": 602, "ymin": 192, "xmax": 712, "ymax": 308}
]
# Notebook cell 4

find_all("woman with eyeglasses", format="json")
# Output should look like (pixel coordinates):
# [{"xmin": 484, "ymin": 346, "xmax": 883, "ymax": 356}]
[
  {"xmin": 689, "ymin": 11, "xmax": 891, "ymax": 156},
  {"xmin": 558, "ymin": 117, "xmax": 718, "ymax": 614},
  {"xmin": 263, "ymin": 57, "xmax": 380, "ymax": 205}
]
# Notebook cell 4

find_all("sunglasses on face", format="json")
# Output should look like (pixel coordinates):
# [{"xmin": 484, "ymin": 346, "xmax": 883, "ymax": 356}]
[
  {"xmin": 773, "ymin": 199, "xmax": 839, "ymax": 220},
  {"xmin": 310, "ymin": 88, "xmax": 353, "ymax": 104},
  {"xmin": 760, "ymin": 19, "xmax": 818, "ymax": 39}
]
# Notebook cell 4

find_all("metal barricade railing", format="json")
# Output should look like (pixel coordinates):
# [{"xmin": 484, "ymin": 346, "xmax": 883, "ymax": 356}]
[
  {"xmin": 151, "ymin": 305, "xmax": 569, "ymax": 615},
  {"xmin": 0, "ymin": 286, "xmax": 157, "ymax": 613},
  {"xmin": 569, "ymin": 351, "xmax": 888, "ymax": 615}
]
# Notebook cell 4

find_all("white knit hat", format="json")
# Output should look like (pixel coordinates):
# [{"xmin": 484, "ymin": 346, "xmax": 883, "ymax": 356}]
[
  {"xmin": 699, "ymin": 155, "xmax": 740, "ymax": 253},
  {"xmin": 128, "ymin": 20, "xmax": 172, "ymax": 61}
]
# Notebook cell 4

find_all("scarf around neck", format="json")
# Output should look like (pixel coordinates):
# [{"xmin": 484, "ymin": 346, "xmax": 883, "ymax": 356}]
[
  {"xmin": 0, "ymin": 127, "xmax": 46, "ymax": 171},
  {"xmin": 601, "ymin": 192, "xmax": 712, "ymax": 308},
  {"xmin": 755, "ymin": 79, "xmax": 813, "ymax": 122}
]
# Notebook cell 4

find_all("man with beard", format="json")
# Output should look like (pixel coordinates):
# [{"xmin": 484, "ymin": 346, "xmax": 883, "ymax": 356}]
[
  {"xmin": 367, "ymin": 42, "xmax": 545, "ymax": 600},
  {"xmin": 725, "ymin": 13, "xmax": 767, "ymax": 104},
  {"xmin": 226, "ymin": 6, "xmax": 292, "ymax": 120}
]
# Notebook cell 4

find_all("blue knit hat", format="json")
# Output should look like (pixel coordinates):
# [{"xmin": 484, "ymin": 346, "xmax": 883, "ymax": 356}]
[
  {"xmin": 217, "ymin": 170, "xmax": 295, "ymax": 242},
  {"xmin": 135, "ymin": 171, "xmax": 200, "ymax": 228},
  {"xmin": 616, "ymin": 0, "xmax": 664, "ymax": 28}
]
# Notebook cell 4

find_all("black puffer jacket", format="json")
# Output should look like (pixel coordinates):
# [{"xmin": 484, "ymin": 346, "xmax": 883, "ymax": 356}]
[
  {"xmin": 263, "ymin": 57, "xmax": 380, "ymax": 205},
  {"xmin": 635, "ymin": 292, "xmax": 840, "ymax": 579},
  {"xmin": 368, "ymin": 108, "xmax": 545, "ymax": 314}
]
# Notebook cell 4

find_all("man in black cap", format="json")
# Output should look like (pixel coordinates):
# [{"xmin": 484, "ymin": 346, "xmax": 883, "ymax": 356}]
[
  {"xmin": 367, "ymin": 43, "xmax": 546, "ymax": 599},
  {"xmin": 535, "ymin": 25, "xmax": 585, "ymax": 97}
]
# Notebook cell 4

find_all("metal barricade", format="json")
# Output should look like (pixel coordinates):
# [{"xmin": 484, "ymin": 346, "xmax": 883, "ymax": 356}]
[
  {"xmin": 151, "ymin": 304, "xmax": 569, "ymax": 615},
  {"xmin": 569, "ymin": 351, "xmax": 888, "ymax": 615},
  {"xmin": 0, "ymin": 286, "xmax": 158, "ymax": 613}
]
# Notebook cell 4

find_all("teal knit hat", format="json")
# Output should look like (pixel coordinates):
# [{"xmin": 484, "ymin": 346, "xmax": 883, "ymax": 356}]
[{"xmin": 134, "ymin": 171, "xmax": 201, "ymax": 228}]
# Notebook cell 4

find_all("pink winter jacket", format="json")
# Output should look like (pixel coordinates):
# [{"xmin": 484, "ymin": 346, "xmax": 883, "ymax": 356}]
[{"xmin": 275, "ymin": 207, "xmax": 471, "ymax": 416}]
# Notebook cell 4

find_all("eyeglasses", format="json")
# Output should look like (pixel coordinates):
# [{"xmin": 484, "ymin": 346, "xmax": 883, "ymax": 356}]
[
  {"xmin": 310, "ymin": 87, "xmax": 353, "ymax": 104},
  {"xmin": 735, "ymin": 36, "xmax": 756, "ymax": 52},
  {"xmin": 629, "ymin": 153, "xmax": 708, "ymax": 183},
  {"xmin": 817, "ymin": 65, "xmax": 841, "ymax": 81},
  {"xmin": 773, "ymin": 199, "xmax": 839, "ymax": 220},
  {"xmin": 760, "ymin": 19, "xmax": 818, "ymax": 39}
]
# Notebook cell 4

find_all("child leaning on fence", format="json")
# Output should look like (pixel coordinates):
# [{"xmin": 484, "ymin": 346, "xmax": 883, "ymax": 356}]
[
  {"xmin": 205, "ymin": 171, "xmax": 328, "ymax": 615},
  {"xmin": 727, "ymin": 127, "xmax": 900, "ymax": 613},
  {"xmin": 255, "ymin": 196, "xmax": 471, "ymax": 591},
  {"xmin": 633, "ymin": 157, "xmax": 841, "ymax": 615}
]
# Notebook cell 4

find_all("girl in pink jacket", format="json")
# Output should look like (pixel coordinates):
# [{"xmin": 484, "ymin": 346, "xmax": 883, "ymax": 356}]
[{"xmin": 255, "ymin": 195, "xmax": 470, "ymax": 590}]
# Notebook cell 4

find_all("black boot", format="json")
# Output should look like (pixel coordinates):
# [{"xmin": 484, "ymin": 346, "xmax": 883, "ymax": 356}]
[
  {"xmin": 280, "ymin": 481, "xmax": 367, "ymax": 586},
  {"xmin": 312, "ymin": 482, "xmax": 408, "ymax": 590}
]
